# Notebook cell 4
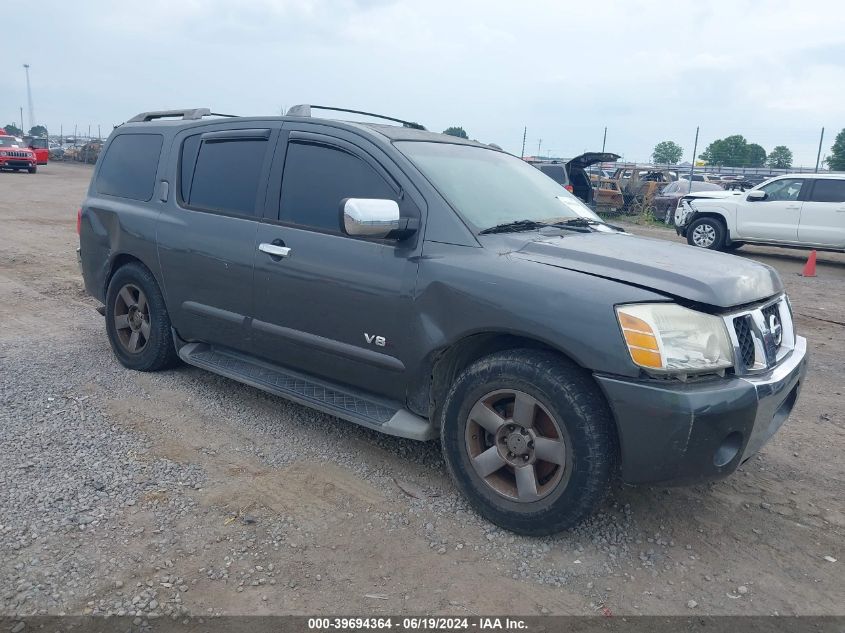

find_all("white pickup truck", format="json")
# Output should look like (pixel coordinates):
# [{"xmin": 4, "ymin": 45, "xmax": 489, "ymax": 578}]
[{"xmin": 675, "ymin": 174, "xmax": 845, "ymax": 252}]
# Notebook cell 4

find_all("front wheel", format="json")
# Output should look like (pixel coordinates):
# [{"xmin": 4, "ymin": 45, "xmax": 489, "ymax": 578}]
[
  {"xmin": 440, "ymin": 350, "xmax": 616, "ymax": 535},
  {"xmin": 28, "ymin": 166, "xmax": 37, "ymax": 174},
  {"xmin": 686, "ymin": 216, "xmax": 726, "ymax": 250}
]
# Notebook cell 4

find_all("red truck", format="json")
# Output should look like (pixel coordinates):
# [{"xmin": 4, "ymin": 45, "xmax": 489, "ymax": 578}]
[{"xmin": 0, "ymin": 131, "xmax": 38, "ymax": 173}]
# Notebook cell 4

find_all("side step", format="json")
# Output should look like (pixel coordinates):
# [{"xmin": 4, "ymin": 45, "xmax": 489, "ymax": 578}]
[{"xmin": 178, "ymin": 343, "xmax": 437, "ymax": 441}]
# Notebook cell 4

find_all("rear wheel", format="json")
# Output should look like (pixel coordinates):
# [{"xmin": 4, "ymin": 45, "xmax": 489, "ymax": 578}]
[
  {"xmin": 105, "ymin": 263, "xmax": 179, "ymax": 371},
  {"xmin": 440, "ymin": 349, "xmax": 616, "ymax": 535},
  {"xmin": 686, "ymin": 216, "xmax": 726, "ymax": 250}
]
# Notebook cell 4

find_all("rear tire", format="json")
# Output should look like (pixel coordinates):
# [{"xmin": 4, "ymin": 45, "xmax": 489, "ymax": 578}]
[
  {"xmin": 440, "ymin": 349, "xmax": 616, "ymax": 535},
  {"xmin": 105, "ymin": 262, "xmax": 179, "ymax": 371},
  {"xmin": 686, "ymin": 216, "xmax": 726, "ymax": 250}
]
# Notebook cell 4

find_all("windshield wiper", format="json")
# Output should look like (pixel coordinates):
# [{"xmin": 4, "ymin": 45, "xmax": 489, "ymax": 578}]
[
  {"xmin": 478, "ymin": 219, "xmax": 547, "ymax": 235},
  {"xmin": 550, "ymin": 217, "xmax": 625, "ymax": 232}
]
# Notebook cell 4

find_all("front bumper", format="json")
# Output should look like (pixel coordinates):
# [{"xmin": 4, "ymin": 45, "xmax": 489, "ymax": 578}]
[
  {"xmin": 0, "ymin": 158, "xmax": 36, "ymax": 169},
  {"xmin": 595, "ymin": 336, "xmax": 808, "ymax": 484}
]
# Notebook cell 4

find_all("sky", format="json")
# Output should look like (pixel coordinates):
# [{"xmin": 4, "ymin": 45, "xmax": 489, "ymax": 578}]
[{"xmin": 3, "ymin": 0, "xmax": 843, "ymax": 167}]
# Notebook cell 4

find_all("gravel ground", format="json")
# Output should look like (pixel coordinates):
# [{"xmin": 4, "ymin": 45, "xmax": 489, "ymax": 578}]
[{"xmin": 0, "ymin": 163, "xmax": 843, "ymax": 618}]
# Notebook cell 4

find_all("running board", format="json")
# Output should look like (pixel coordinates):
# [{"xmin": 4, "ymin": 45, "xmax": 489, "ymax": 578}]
[{"xmin": 178, "ymin": 343, "xmax": 437, "ymax": 441}]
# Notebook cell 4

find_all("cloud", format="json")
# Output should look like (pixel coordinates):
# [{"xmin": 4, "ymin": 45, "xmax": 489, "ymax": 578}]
[{"xmin": 3, "ymin": 0, "xmax": 843, "ymax": 164}]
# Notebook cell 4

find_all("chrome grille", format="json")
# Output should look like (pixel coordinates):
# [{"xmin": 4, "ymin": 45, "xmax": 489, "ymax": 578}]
[{"xmin": 723, "ymin": 295, "xmax": 795, "ymax": 375}]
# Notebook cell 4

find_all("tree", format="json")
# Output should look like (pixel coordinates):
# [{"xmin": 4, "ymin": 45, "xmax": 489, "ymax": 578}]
[
  {"xmin": 651, "ymin": 140, "xmax": 683, "ymax": 164},
  {"xmin": 746, "ymin": 143, "xmax": 767, "ymax": 167},
  {"xmin": 828, "ymin": 129, "xmax": 845, "ymax": 172},
  {"xmin": 442, "ymin": 126, "xmax": 468, "ymax": 139},
  {"xmin": 767, "ymin": 145, "xmax": 793, "ymax": 169},
  {"xmin": 4, "ymin": 123, "xmax": 23, "ymax": 136},
  {"xmin": 699, "ymin": 134, "xmax": 767, "ymax": 167},
  {"xmin": 28, "ymin": 125, "xmax": 48, "ymax": 137}
]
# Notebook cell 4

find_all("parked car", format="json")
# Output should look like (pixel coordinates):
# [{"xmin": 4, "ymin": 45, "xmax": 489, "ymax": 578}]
[
  {"xmin": 0, "ymin": 135, "xmax": 38, "ymax": 173},
  {"xmin": 534, "ymin": 152, "xmax": 620, "ymax": 205},
  {"xmin": 675, "ymin": 174, "xmax": 845, "ymax": 251},
  {"xmin": 744, "ymin": 174, "xmax": 776, "ymax": 187},
  {"xmin": 79, "ymin": 106, "xmax": 807, "ymax": 535},
  {"xmin": 654, "ymin": 180, "xmax": 724, "ymax": 223},
  {"xmin": 593, "ymin": 179, "xmax": 625, "ymax": 214}
]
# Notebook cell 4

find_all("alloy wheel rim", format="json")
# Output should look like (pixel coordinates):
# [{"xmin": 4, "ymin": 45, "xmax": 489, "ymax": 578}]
[
  {"xmin": 465, "ymin": 389, "xmax": 571, "ymax": 503},
  {"xmin": 692, "ymin": 224, "xmax": 716, "ymax": 247},
  {"xmin": 113, "ymin": 284, "xmax": 150, "ymax": 354}
]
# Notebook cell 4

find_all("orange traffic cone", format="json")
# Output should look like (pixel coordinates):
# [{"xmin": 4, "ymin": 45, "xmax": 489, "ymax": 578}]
[{"xmin": 802, "ymin": 250, "xmax": 817, "ymax": 277}]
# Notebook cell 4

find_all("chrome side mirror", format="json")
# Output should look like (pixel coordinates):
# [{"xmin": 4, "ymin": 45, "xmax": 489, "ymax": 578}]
[
  {"xmin": 746, "ymin": 190, "xmax": 767, "ymax": 202},
  {"xmin": 342, "ymin": 198, "xmax": 401, "ymax": 238}
]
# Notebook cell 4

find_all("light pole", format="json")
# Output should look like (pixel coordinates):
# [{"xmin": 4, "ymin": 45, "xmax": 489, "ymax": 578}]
[{"xmin": 23, "ymin": 64, "xmax": 34, "ymax": 132}]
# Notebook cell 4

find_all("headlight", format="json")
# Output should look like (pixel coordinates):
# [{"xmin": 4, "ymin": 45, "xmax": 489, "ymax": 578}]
[
  {"xmin": 0, "ymin": 151, "xmax": 7, "ymax": 156},
  {"xmin": 616, "ymin": 303, "xmax": 733, "ymax": 374}
]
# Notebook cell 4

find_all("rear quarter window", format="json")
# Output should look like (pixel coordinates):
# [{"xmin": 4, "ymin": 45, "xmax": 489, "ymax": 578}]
[{"xmin": 96, "ymin": 134, "xmax": 163, "ymax": 201}]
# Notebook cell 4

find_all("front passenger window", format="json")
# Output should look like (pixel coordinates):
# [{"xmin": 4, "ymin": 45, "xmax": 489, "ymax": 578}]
[
  {"xmin": 280, "ymin": 142, "xmax": 397, "ymax": 232},
  {"xmin": 760, "ymin": 178, "xmax": 804, "ymax": 202}
]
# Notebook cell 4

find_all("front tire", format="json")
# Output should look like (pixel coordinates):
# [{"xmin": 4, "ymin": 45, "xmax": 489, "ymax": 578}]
[
  {"xmin": 28, "ymin": 166, "xmax": 37, "ymax": 174},
  {"xmin": 440, "ymin": 349, "xmax": 616, "ymax": 535},
  {"xmin": 105, "ymin": 262, "xmax": 179, "ymax": 371},
  {"xmin": 686, "ymin": 216, "xmax": 726, "ymax": 250}
]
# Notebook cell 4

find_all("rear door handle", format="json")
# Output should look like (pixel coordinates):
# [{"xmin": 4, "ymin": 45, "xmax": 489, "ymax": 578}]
[{"xmin": 258, "ymin": 243, "xmax": 291, "ymax": 258}]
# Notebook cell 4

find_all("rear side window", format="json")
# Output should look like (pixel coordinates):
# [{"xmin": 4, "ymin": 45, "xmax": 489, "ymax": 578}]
[
  {"xmin": 279, "ymin": 142, "xmax": 396, "ymax": 232},
  {"xmin": 184, "ymin": 136, "xmax": 269, "ymax": 216},
  {"xmin": 96, "ymin": 134, "xmax": 163, "ymax": 201},
  {"xmin": 809, "ymin": 179, "xmax": 845, "ymax": 203},
  {"xmin": 539, "ymin": 165, "xmax": 567, "ymax": 185}
]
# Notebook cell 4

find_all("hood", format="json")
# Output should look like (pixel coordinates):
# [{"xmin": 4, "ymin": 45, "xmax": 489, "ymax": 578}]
[
  {"xmin": 682, "ymin": 190, "xmax": 744, "ymax": 201},
  {"xmin": 566, "ymin": 152, "xmax": 621, "ymax": 170},
  {"xmin": 492, "ymin": 232, "xmax": 782, "ymax": 308}
]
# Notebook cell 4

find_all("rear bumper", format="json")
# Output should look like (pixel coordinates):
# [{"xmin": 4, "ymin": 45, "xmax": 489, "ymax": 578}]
[{"xmin": 595, "ymin": 336, "xmax": 807, "ymax": 485}]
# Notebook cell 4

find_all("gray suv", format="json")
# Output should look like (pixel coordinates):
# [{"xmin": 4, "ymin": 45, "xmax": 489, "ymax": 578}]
[{"xmin": 78, "ymin": 106, "xmax": 808, "ymax": 535}]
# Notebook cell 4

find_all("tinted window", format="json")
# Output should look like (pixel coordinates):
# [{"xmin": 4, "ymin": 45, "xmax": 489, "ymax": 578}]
[
  {"xmin": 280, "ymin": 142, "xmax": 396, "ymax": 232},
  {"xmin": 96, "ymin": 134, "xmax": 163, "ymax": 201},
  {"xmin": 179, "ymin": 134, "xmax": 202, "ymax": 202},
  {"xmin": 188, "ymin": 138, "xmax": 268, "ymax": 216},
  {"xmin": 809, "ymin": 179, "xmax": 845, "ymax": 203},
  {"xmin": 538, "ymin": 165, "xmax": 567, "ymax": 185}
]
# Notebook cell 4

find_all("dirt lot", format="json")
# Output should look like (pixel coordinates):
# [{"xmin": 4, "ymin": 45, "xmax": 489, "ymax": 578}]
[{"xmin": 1, "ymin": 163, "xmax": 843, "ymax": 619}]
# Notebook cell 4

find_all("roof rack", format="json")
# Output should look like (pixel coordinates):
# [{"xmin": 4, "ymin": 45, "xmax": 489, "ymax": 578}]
[
  {"xmin": 286, "ymin": 104, "xmax": 426, "ymax": 130},
  {"xmin": 127, "ymin": 108, "xmax": 236, "ymax": 123}
]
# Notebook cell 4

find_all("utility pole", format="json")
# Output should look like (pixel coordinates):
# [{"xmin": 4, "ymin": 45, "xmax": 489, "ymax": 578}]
[
  {"xmin": 520, "ymin": 126, "xmax": 527, "ymax": 160},
  {"xmin": 815, "ymin": 127, "xmax": 825, "ymax": 173},
  {"xmin": 537, "ymin": 138, "xmax": 542, "ymax": 157},
  {"xmin": 20, "ymin": 107, "xmax": 24, "ymax": 135},
  {"xmin": 601, "ymin": 126, "xmax": 607, "ymax": 154},
  {"xmin": 688, "ymin": 126, "xmax": 700, "ymax": 189},
  {"xmin": 23, "ymin": 64, "xmax": 34, "ymax": 131}
]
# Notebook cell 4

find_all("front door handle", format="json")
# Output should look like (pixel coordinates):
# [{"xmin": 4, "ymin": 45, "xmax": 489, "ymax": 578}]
[
  {"xmin": 258, "ymin": 243, "xmax": 291, "ymax": 258},
  {"xmin": 785, "ymin": 205, "xmax": 802, "ymax": 210}
]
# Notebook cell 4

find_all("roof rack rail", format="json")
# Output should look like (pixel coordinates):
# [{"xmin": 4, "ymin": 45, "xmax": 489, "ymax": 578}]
[
  {"xmin": 127, "ymin": 109, "xmax": 237, "ymax": 123},
  {"xmin": 286, "ymin": 104, "xmax": 426, "ymax": 130}
]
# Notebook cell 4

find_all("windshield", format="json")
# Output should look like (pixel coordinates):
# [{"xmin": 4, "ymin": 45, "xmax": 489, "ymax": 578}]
[
  {"xmin": 0, "ymin": 137, "xmax": 27, "ymax": 148},
  {"xmin": 396, "ymin": 141, "xmax": 600, "ymax": 231}
]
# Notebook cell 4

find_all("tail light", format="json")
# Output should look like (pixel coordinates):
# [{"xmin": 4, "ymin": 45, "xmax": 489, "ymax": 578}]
[
  {"xmin": 77, "ymin": 207, "xmax": 82, "ymax": 235},
  {"xmin": 565, "ymin": 185, "xmax": 574, "ymax": 193}
]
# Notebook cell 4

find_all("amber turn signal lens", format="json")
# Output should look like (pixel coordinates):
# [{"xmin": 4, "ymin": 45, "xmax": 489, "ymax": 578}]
[{"xmin": 618, "ymin": 310, "xmax": 663, "ymax": 369}]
